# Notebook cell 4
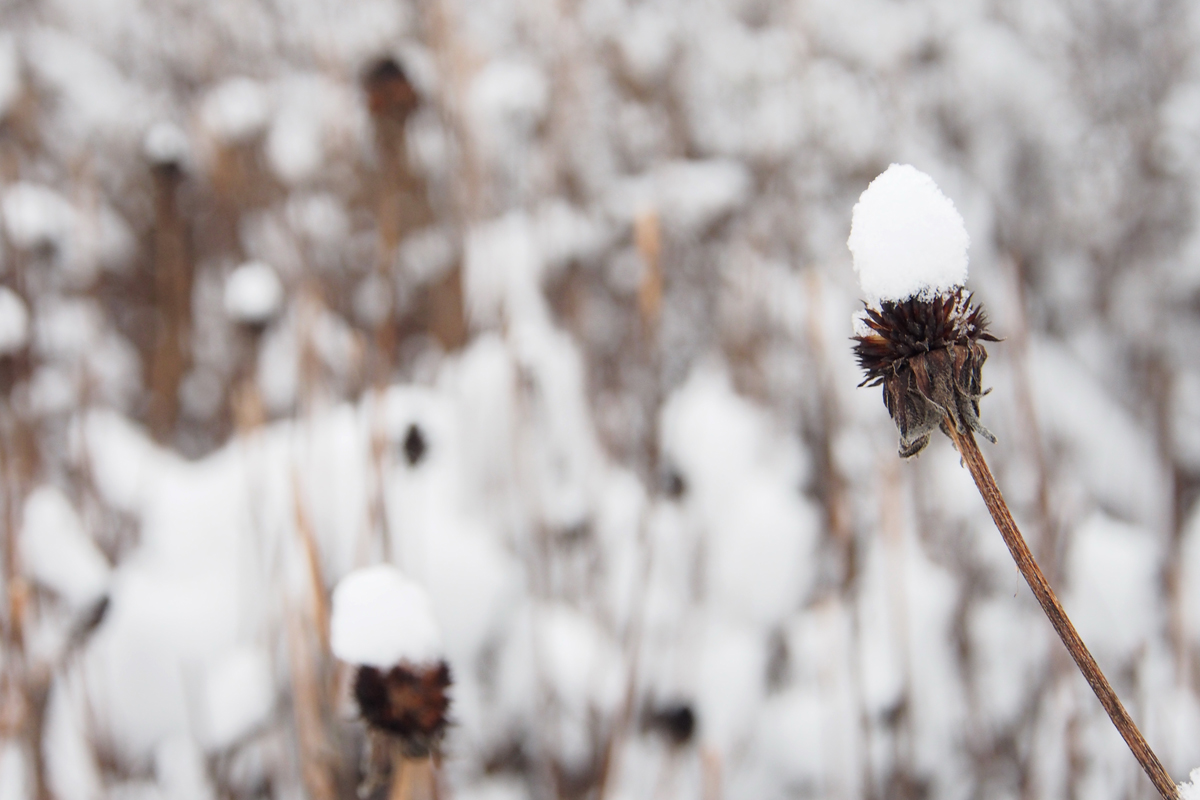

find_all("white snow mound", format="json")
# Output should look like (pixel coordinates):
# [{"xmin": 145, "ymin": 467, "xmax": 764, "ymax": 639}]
[
  {"xmin": 224, "ymin": 261, "xmax": 283, "ymax": 325},
  {"xmin": 1180, "ymin": 768, "xmax": 1200, "ymax": 800},
  {"xmin": 0, "ymin": 286, "xmax": 29, "ymax": 354},
  {"xmin": 847, "ymin": 164, "xmax": 969, "ymax": 304},
  {"xmin": 330, "ymin": 564, "xmax": 444, "ymax": 668}
]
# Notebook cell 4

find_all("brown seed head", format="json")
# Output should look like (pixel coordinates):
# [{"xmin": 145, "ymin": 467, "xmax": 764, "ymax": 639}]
[
  {"xmin": 853, "ymin": 287, "xmax": 999, "ymax": 457},
  {"xmin": 354, "ymin": 660, "xmax": 452, "ymax": 757},
  {"xmin": 362, "ymin": 58, "xmax": 420, "ymax": 121}
]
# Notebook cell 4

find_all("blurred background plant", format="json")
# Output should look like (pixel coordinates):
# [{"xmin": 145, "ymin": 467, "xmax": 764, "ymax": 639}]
[{"xmin": 1, "ymin": 0, "xmax": 1199, "ymax": 799}]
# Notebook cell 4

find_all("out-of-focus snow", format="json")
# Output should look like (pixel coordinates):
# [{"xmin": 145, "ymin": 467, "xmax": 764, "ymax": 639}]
[
  {"xmin": 24, "ymin": 29, "xmax": 147, "ymax": 148},
  {"xmin": 330, "ymin": 564, "xmax": 444, "ymax": 668},
  {"xmin": 0, "ymin": 286, "xmax": 29, "ymax": 354},
  {"xmin": 1181, "ymin": 768, "xmax": 1200, "ymax": 800},
  {"xmin": 398, "ymin": 226, "xmax": 456, "ymax": 285},
  {"xmin": 44, "ymin": 675, "xmax": 104, "ymax": 800},
  {"xmin": 154, "ymin": 736, "xmax": 214, "ymax": 800},
  {"xmin": 143, "ymin": 121, "xmax": 190, "ymax": 167},
  {"xmin": 200, "ymin": 78, "xmax": 270, "ymax": 143},
  {"xmin": 0, "ymin": 740, "xmax": 28, "ymax": 800},
  {"xmin": 848, "ymin": 164, "xmax": 971, "ymax": 304},
  {"xmin": 1, "ymin": 183, "xmax": 134, "ymax": 281},
  {"xmin": 224, "ymin": 261, "xmax": 284, "ymax": 325},
  {"xmin": 3, "ymin": 183, "xmax": 76, "ymax": 252},
  {"xmin": 463, "ymin": 212, "xmax": 538, "ymax": 328},
  {"xmin": 660, "ymin": 364, "xmax": 816, "ymax": 626},
  {"xmin": 20, "ymin": 486, "xmax": 110, "ymax": 611},
  {"xmin": 1064, "ymin": 513, "xmax": 1161, "ymax": 665},
  {"xmin": 266, "ymin": 73, "xmax": 362, "ymax": 185},
  {"xmin": 1028, "ymin": 341, "xmax": 1166, "ymax": 527},
  {"xmin": 608, "ymin": 159, "xmax": 750, "ymax": 235},
  {"xmin": 199, "ymin": 646, "xmax": 274, "ymax": 751},
  {"xmin": 467, "ymin": 58, "xmax": 549, "ymax": 167}
]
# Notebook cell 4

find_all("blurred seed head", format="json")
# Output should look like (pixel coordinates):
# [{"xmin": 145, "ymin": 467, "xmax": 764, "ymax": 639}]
[
  {"xmin": 362, "ymin": 57, "xmax": 419, "ymax": 122},
  {"xmin": 353, "ymin": 661, "xmax": 452, "ymax": 757}
]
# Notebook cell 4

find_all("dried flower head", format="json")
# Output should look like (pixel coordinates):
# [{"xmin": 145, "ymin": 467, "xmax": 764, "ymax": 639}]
[
  {"xmin": 362, "ymin": 57, "xmax": 420, "ymax": 121},
  {"xmin": 354, "ymin": 660, "xmax": 452, "ymax": 757},
  {"xmin": 853, "ymin": 287, "xmax": 998, "ymax": 457},
  {"xmin": 330, "ymin": 565, "xmax": 451, "ymax": 760}
]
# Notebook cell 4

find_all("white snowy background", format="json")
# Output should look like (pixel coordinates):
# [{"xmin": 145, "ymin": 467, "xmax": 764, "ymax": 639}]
[{"xmin": 0, "ymin": 1, "xmax": 1198, "ymax": 799}]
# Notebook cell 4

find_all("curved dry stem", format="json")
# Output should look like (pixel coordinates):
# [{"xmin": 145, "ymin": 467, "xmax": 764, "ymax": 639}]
[{"xmin": 947, "ymin": 426, "xmax": 1179, "ymax": 800}]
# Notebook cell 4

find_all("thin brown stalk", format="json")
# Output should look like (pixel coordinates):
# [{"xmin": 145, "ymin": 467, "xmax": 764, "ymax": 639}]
[
  {"xmin": 946, "ymin": 426, "xmax": 1179, "ymax": 800},
  {"xmin": 147, "ymin": 161, "xmax": 192, "ymax": 441},
  {"xmin": 389, "ymin": 752, "xmax": 437, "ymax": 800},
  {"xmin": 389, "ymin": 753, "xmax": 414, "ymax": 800},
  {"xmin": 291, "ymin": 472, "xmax": 330, "ymax": 651},
  {"xmin": 285, "ymin": 606, "xmax": 337, "ymax": 800}
]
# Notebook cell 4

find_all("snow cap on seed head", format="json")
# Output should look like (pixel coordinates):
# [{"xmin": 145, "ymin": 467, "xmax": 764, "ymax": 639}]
[
  {"xmin": 848, "ymin": 164, "xmax": 970, "ymax": 305},
  {"xmin": 330, "ymin": 564, "xmax": 443, "ymax": 669}
]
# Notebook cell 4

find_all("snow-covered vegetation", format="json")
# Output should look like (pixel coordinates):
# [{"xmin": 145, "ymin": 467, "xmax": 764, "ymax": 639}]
[{"xmin": 1, "ymin": 0, "xmax": 1200, "ymax": 798}]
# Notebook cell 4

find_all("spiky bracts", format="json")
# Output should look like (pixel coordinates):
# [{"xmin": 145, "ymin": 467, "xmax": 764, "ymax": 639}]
[
  {"xmin": 354, "ymin": 661, "xmax": 452, "ymax": 757},
  {"xmin": 853, "ymin": 288, "xmax": 999, "ymax": 457}
]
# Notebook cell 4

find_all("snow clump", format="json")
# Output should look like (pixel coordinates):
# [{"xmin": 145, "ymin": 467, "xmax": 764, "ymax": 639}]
[
  {"xmin": 143, "ymin": 121, "xmax": 190, "ymax": 168},
  {"xmin": 847, "ymin": 164, "xmax": 970, "ymax": 304},
  {"xmin": 200, "ymin": 78, "xmax": 271, "ymax": 143},
  {"xmin": 330, "ymin": 564, "xmax": 444, "ymax": 668},
  {"xmin": 0, "ymin": 286, "xmax": 29, "ymax": 354},
  {"xmin": 224, "ymin": 260, "xmax": 283, "ymax": 325},
  {"xmin": 1181, "ymin": 768, "xmax": 1200, "ymax": 800}
]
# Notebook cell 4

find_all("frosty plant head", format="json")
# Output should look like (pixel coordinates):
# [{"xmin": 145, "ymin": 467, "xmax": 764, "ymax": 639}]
[
  {"xmin": 330, "ymin": 564, "xmax": 451, "ymax": 758},
  {"xmin": 849, "ymin": 164, "xmax": 998, "ymax": 457},
  {"xmin": 846, "ymin": 169, "xmax": 1181, "ymax": 800}
]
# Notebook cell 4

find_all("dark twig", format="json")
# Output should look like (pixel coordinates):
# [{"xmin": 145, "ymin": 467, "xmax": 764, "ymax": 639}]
[{"xmin": 947, "ymin": 425, "xmax": 1179, "ymax": 800}]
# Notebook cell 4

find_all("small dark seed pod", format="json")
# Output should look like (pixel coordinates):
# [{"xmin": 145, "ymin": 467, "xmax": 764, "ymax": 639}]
[{"xmin": 354, "ymin": 660, "xmax": 452, "ymax": 758}]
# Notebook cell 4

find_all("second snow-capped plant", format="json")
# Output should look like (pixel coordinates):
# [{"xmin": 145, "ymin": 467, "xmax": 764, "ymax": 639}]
[
  {"xmin": 330, "ymin": 564, "xmax": 451, "ymax": 797},
  {"xmin": 848, "ymin": 164, "xmax": 1181, "ymax": 800}
]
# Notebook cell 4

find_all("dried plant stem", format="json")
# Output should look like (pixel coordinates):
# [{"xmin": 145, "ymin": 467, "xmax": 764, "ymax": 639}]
[
  {"xmin": 947, "ymin": 426, "xmax": 1178, "ymax": 800},
  {"xmin": 388, "ymin": 753, "xmax": 436, "ymax": 800}
]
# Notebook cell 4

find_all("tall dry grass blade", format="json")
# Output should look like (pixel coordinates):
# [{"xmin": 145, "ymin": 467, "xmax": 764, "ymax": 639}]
[
  {"xmin": 947, "ymin": 425, "xmax": 1179, "ymax": 800},
  {"xmin": 285, "ymin": 605, "xmax": 337, "ymax": 800},
  {"xmin": 291, "ymin": 472, "xmax": 330, "ymax": 651},
  {"xmin": 635, "ymin": 210, "xmax": 662, "ymax": 329}
]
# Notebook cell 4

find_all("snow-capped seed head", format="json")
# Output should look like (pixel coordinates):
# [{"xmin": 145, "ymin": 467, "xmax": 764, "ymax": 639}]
[
  {"xmin": 143, "ymin": 121, "xmax": 190, "ymax": 170},
  {"xmin": 330, "ymin": 564, "xmax": 443, "ymax": 669},
  {"xmin": 848, "ymin": 164, "xmax": 970, "ymax": 304},
  {"xmin": 354, "ymin": 661, "xmax": 452, "ymax": 756},
  {"xmin": 224, "ymin": 261, "xmax": 283, "ymax": 327},
  {"xmin": 362, "ymin": 57, "xmax": 419, "ymax": 120}
]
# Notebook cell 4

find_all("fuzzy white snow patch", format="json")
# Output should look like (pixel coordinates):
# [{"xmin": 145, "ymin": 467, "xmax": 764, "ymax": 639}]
[
  {"xmin": 3, "ymin": 183, "xmax": 75, "ymax": 251},
  {"xmin": 847, "ymin": 164, "xmax": 969, "ymax": 304},
  {"xmin": 224, "ymin": 261, "xmax": 283, "ymax": 325},
  {"xmin": 200, "ymin": 78, "xmax": 270, "ymax": 144},
  {"xmin": 1181, "ymin": 768, "xmax": 1200, "ymax": 800},
  {"xmin": 330, "ymin": 565, "xmax": 443, "ymax": 668},
  {"xmin": 21, "ymin": 485, "xmax": 111, "ymax": 611},
  {"xmin": 200, "ymin": 647, "xmax": 274, "ymax": 751},
  {"xmin": 143, "ymin": 121, "xmax": 190, "ymax": 168},
  {"xmin": 0, "ymin": 286, "xmax": 29, "ymax": 354}
]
